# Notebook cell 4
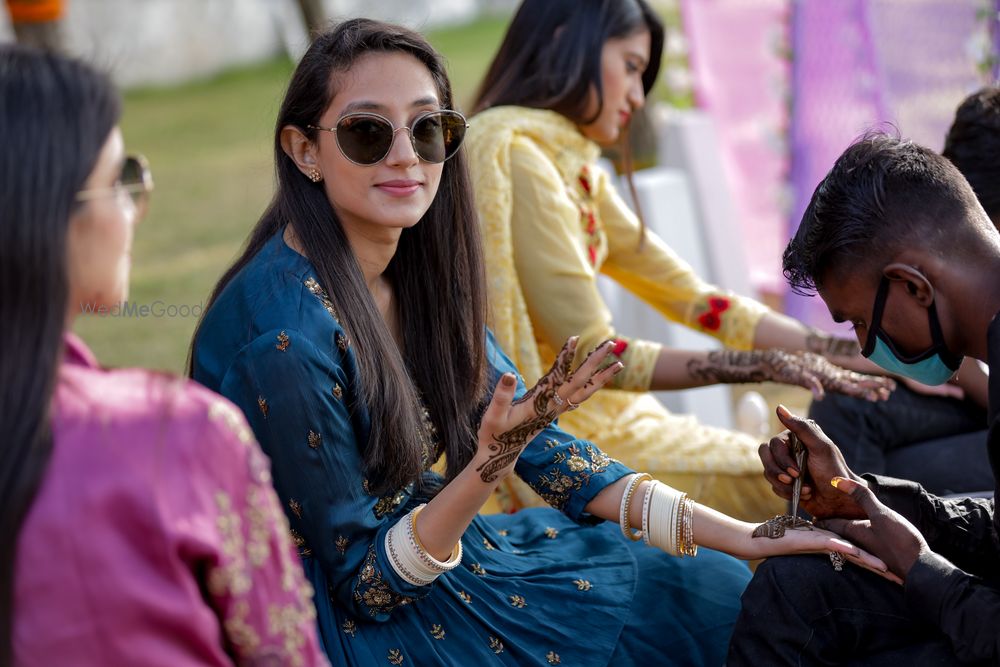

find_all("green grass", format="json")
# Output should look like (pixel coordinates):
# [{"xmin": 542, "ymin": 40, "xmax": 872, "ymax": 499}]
[{"xmin": 73, "ymin": 17, "xmax": 509, "ymax": 372}]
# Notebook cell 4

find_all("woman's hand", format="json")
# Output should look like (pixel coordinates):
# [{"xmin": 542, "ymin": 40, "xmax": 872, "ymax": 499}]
[
  {"xmin": 474, "ymin": 337, "xmax": 622, "ymax": 483},
  {"xmin": 734, "ymin": 521, "xmax": 902, "ymax": 584},
  {"xmin": 761, "ymin": 349, "xmax": 895, "ymax": 401}
]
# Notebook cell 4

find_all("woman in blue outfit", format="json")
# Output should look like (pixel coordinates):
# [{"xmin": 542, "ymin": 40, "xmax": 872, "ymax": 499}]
[{"xmin": 190, "ymin": 19, "xmax": 883, "ymax": 667}]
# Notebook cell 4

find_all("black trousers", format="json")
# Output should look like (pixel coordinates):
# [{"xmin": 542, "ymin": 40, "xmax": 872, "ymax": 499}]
[
  {"xmin": 726, "ymin": 555, "xmax": 988, "ymax": 666},
  {"xmin": 809, "ymin": 386, "xmax": 991, "ymax": 496}
]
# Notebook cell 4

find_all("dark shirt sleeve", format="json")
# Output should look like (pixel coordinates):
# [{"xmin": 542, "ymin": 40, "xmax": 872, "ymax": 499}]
[
  {"xmin": 866, "ymin": 474, "xmax": 1000, "ymax": 661},
  {"xmin": 904, "ymin": 551, "xmax": 1000, "ymax": 662},
  {"xmin": 865, "ymin": 473, "xmax": 999, "ymax": 575}
]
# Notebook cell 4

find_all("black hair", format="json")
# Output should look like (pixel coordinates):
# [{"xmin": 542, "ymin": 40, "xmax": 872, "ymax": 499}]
[
  {"xmin": 943, "ymin": 86, "xmax": 1000, "ymax": 222},
  {"xmin": 783, "ymin": 132, "xmax": 984, "ymax": 295},
  {"xmin": 0, "ymin": 45, "xmax": 120, "ymax": 666},
  {"xmin": 472, "ymin": 0, "xmax": 664, "ymax": 121},
  {"xmin": 191, "ymin": 19, "xmax": 488, "ymax": 494}
]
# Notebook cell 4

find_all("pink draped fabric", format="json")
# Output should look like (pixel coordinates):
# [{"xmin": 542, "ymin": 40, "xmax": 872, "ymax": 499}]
[
  {"xmin": 786, "ymin": 0, "xmax": 985, "ymax": 329},
  {"xmin": 681, "ymin": 0, "xmax": 792, "ymax": 297},
  {"xmin": 13, "ymin": 334, "xmax": 328, "ymax": 667},
  {"xmin": 683, "ymin": 0, "xmax": 993, "ymax": 329}
]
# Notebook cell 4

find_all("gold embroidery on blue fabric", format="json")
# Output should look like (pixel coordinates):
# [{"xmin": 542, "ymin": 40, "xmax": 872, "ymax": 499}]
[
  {"xmin": 332, "ymin": 383, "xmax": 343, "ymax": 400},
  {"xmin": 288, "ymin": 498, "xmax": 303, "ymax": 520},
  {"xmin": 573, "ymin": 579, "xmax": 592, "ymax": 591},
  {"xmin": 304, "ymin": 277, "xmax": 341, "ymax": 322},
  {"xmin": 354, "ymin": 545, "xmax": 414, "ymax": 616},
  {"xmin": 336, "ymin": 332, "xmax": 349, "ymax": 352},
  {"xmin": 307, "ymin": 430, "xmax": 322, "ymax": 449},
  {"xmin": 470, "ymin": 563, "xmax": 487, "ymax": 576},
  {"xmin": 482, "ymin": 537, "xmax": 496, "ymax": 550},
  {"xmin": 430, "ymin": 624, "xmax": 446, "ymax": 640},
  {"xmin": 490, "ymin": 637, "xmax": 504, "ymax": 654},
  {"xmin": 458, "ymin": 591, "xmax": 472, "ymax": 604},
  {"xmin": 342, "ymin": 619, "xmax": 357, "ymax": 637},
  {"xmin": 529, "ymin": 443, "xmax": 615, "ymax": 510},
  {"xmin": 387, "ymin": 648, "xmax": 404, "ymax": 665},
  {"xmin": 546, "ymin": 651, "xmax": 561, "ymax": 664},
  {"xmin": 257, "ymin": 396, "xmax": 269, "ymax": 419},
  {"xmin": 336, "ymin": 535, "xmax": 349, "ymax": 555},
  {"xmin": 509, "ymin": 594, "xmax": 526, "ymax": 608},
  {"xmin": 276, "ymin": 331, "xmax": 290, "ymax": 351},
  {"xmin": 289, "ymin": 528, "xmax": 312, "ymax": 558},
  {"xmin": 373, "ymin": 488, "xmax": 407, "ymax": 519},
  {"xmin": 544, "ymin": 527, "xmax": 559, "ymax": 539}
]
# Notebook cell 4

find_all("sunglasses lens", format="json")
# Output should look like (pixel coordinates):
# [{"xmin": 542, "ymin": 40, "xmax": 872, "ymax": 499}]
[
  {"xmin": 336, "ymin": 115, "xmax": 394, "ymax": 164},
  {"xmin": 413, "ymin": 112, "xmax": 466, "ymax": 163},
  {"xmin": 121, "ymin": 156, "xmax": 151, "ymax": 213}
]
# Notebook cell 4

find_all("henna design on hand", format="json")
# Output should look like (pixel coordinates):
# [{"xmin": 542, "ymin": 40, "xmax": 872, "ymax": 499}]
[
  {"xmin": 685, "ymin": 350, "xmax": 770, "ymax": 384},
  {"xmin": 476, "ymin": 411, "xmax": 556, "ymax": 483},
  {"xmin": 513, "ymin": 338, "xmax": 575, "ymax": 414},
  {"xmin": 806, "ymin": 328, "xmax": 860, "ymax": 358}
]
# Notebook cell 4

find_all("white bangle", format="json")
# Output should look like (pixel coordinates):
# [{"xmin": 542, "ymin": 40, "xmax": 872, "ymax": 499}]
[
  {"xmin": 619, "ymin": 473, "xmax": 651, "ymax": 541},
  {"xmin": 645, "ymin": 482, "xmax": 686, "ymax": 556},
  {"xmin": 640, "ymin": 480, "xmax": 657, "ymax": 546},
  {"xmin": 385, "ymin": 504, "xmax": 462, "ymax": 586}
]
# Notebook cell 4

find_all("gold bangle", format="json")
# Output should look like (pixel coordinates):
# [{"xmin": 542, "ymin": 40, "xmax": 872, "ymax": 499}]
[
  {"xmin": 411, "ymin": 505, "xmax": 461, "ymax": 564},
  {"xmin": 620, "ymin": 473, "xmax": 652, "ymax": 541}
]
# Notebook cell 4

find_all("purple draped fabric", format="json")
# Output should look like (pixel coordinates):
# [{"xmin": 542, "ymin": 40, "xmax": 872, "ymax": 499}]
[
  {"xmin": 786, "ymin": 0, "xmax": 985, "ymax": 330},
  {"xmin": 683, "ymin": 0, "xmax": 993, "ymax": 329}
]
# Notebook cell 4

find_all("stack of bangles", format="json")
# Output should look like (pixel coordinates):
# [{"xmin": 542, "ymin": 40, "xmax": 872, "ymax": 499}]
[
  {"xmin": 619, "ymin": 472, "xmax": 697, "ymax": 557},
  {"xmin": 386, "ymin": 504, "xmax": 463, "ymax": 586}
]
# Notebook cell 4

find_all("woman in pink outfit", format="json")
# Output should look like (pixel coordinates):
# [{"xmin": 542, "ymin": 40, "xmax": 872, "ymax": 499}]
[{"xmin": 0, "ymin": 46, "xmax": 328, "ymax": 667}]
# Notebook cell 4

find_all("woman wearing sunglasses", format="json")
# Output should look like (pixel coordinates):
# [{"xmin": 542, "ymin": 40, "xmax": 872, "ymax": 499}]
[
  {"xmin": 190, "ymin": 19, "xmax": 885, "ymax": 667},
  {"xmin": 0, "ymin": 46, "xmax": 328, "ymax": 666},
  {"xmin": 466, "ymin": 0, "xmax": 895, "ymax": 521}
]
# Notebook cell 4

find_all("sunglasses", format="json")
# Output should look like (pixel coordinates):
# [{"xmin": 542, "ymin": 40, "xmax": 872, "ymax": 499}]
[
  {"xmin": 308, "ymin": 110, "xmax": 468, "ymax": 166},
  {"xmin": 76, "ymin": 154, "xmax": 154, "ymax": 217}
]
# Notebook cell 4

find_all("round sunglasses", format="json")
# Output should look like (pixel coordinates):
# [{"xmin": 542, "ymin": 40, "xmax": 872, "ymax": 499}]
[
  {"xmin": 75, "ymin": 154, "xmax": 154, "ymax": 218},
  {"xmin": 308, "ymin": 110, "xmax": 468, "ymax": 166}
]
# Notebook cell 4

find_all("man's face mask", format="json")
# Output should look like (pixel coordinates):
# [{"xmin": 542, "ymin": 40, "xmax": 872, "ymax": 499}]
[{"xmin": 861, "ymin": 275, "xmax": 963, "ymax": 385}]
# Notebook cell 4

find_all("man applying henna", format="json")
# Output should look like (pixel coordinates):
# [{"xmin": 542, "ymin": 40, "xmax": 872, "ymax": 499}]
[{"xmin": 728, "ymin": 133, "xmax": 1000, "ymax": 665}]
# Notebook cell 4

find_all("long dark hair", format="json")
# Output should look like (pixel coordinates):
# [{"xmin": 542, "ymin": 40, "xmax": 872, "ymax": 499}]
[
  {"xmin": 0, "ymin": 46, "xmax": 120, "ymax": 665},
  {"xmin": 472, "ymin": 0, "xmax": 664, "ymax": 121},
  {"xmin": 473, "ymin": 0, "xmax": 664, "ymax": 243},
  {"xmin": 191, "ymin": 19, "xmax": 488, "ymax": 494}
]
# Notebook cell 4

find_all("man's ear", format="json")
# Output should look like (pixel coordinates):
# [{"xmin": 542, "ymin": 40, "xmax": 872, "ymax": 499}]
[
  {"xmin": 280, "ymin": 125, "xmax": 321, "ymax": 180},
  {"xmin": 883, "ymin": 263, "xmax": 934, "ymax": 307}
]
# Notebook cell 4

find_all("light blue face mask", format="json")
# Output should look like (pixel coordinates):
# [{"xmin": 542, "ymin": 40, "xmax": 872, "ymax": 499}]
[{"xmin": 862, "ymin": 276, "xmax": 963, "ymax": 385}]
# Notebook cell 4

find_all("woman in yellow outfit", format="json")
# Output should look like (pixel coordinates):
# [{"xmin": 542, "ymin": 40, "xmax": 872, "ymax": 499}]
[{"xmin": 466, "ymin": 0, "xmax": 893, "ymax": 521}]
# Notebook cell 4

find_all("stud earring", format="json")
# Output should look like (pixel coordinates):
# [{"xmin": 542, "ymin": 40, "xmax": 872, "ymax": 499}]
[{"xmin": 308, "ymin": 169, "xmax": 323, "ymax": 183}]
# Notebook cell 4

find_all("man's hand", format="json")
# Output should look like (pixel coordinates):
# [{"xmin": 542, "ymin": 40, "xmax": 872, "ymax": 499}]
[
  {"xmin": 818, "ymin": 477, "xmax": 929, "ymax": 582},
  {"xmin": 758, "ymin": 405, "xmax": 867, "ymax": 520}
]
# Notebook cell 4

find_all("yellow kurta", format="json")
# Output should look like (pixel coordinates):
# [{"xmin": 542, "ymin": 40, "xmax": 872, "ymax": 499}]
[{"xmin": 467, "ymin": 106, "xmax": 783, "ymax": 521}]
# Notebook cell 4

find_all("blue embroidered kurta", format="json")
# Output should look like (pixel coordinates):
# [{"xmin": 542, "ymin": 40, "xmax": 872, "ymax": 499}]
[{"xmin": 192, "ymin": 231, "xmax": 751, "ymax": 666}]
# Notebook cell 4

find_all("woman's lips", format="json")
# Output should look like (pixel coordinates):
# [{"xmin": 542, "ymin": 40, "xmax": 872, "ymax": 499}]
[{"xmin": 375, "ymin": 179, "xmax": 421, "ymax": 197}]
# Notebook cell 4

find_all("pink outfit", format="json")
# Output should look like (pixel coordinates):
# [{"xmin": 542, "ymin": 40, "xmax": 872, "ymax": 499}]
[{"xmin": 13, "ymin": 334, "xmax": 329, "ymax": 667}]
